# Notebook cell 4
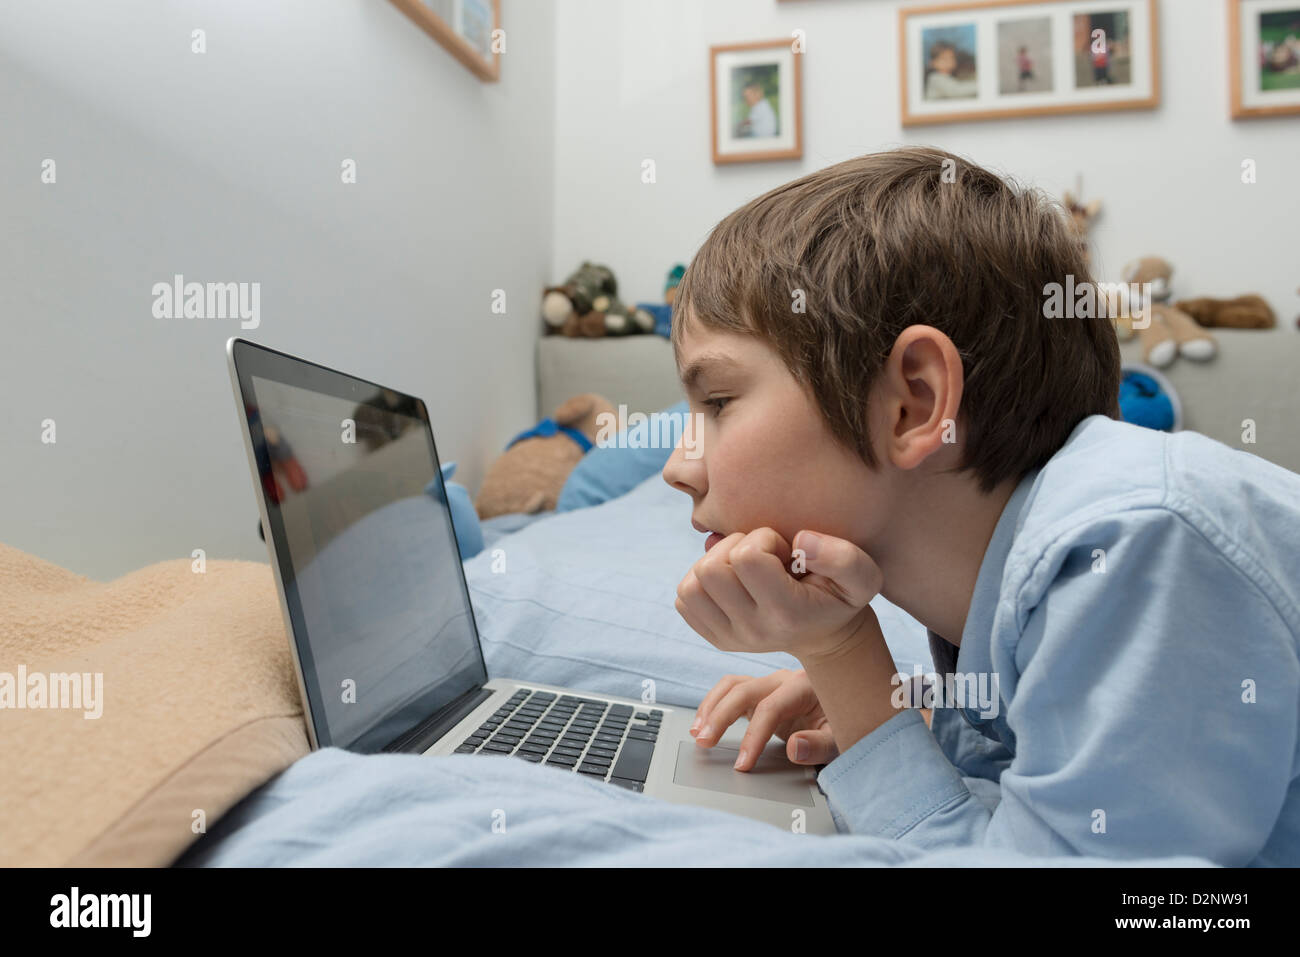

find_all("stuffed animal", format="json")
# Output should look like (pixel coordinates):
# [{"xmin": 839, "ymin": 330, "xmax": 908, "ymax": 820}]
[
  {"xmin": 541, "ymin": 261, "xmax": 655, "ymax": 338},
  {"xmin": 1063, "ymin": 182, "xmax": 1102, "ymax": 268},
  {"xmin": 474, "ymin": 392, "xmax": 616, "ymax": 519},
  {"xmin": 1113, "ymin": 256, "xmax": 1217, "ymax": 368},
  {"xmin": 1173, "ymin": 294, "xmax": 1276, "ymax": 330}
]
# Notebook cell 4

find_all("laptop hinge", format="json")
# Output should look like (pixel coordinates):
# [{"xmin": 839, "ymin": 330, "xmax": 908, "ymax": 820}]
[{"xmin": 382, "ymin": 685, "xmax": 496, "ymax": 755}]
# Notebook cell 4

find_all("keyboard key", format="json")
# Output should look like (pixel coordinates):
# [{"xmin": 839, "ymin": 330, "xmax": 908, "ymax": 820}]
[
  {"xmin": 586, "ymin": 747, "xmax": 617, "ymax": 760},
  {"xmin": 609, "ymin": 704, "xmax": 633, "ymax": 717},
  {"xmin": 608, "ymin": 777, "xmax": 644, "ymax": 792},
  {"xmin": 491, "ymin": 733, "xmax": 521, "ymax": 745},
  {"xmin": 581, "ymin": 754, "xmax": 611, "ymax": 767},
  {"xmin": 634, "ymin": 712, "xmax": 650, "ymax": 720},
  {"xmin": 482, "ymin": 742, "xmax": 514, "ymax": 753},
  {"xmin": 578, "ymin": 764, "xmax": 608, "ymax": 777},
  {"xmin": 626, "ymin": 729, "xmax": 657, "ymax": 742},
  {"xmin": 546, "ymin": 754, "xmax": 576, "ymax": 767},
  {"xmin": 650, "ymin": 710, "xmax": 664, "ymax": 718},
  {"xmin": 454, "ymin": 744, "xmax": 477, "ymax": 753},
  {"xmin": 611, "ymin": 739, "xmax": 654, "ymax": 783},
  {"xmin": 519, "ymin": 742, "xmax": 549, "ymax": 754},
  {"xmin": 518, "ymin": 752, "xmax": 544, "ymax": 763}
]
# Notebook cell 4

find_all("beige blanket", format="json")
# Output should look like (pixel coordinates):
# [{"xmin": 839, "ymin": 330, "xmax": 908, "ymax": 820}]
[{"xmin": 0, "ymin": 544, "xmax": 309, "ymax": 866}]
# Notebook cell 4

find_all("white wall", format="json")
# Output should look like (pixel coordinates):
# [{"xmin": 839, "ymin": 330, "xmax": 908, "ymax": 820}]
[
  {"xmin": 5, "ymin": 0, "xmax": 1297, "ymax": 582},
  {"xmin": 554, "ymin": 0, "xmax": 1300, "ymax": 318},
  {"xmin": 1, "ymin": 0, "xmax": 555, "ymax": 580}
]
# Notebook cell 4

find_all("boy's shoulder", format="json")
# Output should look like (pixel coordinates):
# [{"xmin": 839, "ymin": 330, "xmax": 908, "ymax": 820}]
[{"xmin": 1007, "ymin": 414, "xmax": 1300, "ymax": 629}]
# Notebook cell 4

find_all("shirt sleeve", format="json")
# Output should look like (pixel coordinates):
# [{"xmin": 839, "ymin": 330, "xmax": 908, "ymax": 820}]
[{"xmin": 817, "ymin": 508, "xmax": 1299, "ymax": 862}]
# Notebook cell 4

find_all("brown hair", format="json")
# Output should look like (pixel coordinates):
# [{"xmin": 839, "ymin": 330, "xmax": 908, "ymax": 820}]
[{"xmin": 672, "ymin": 146, "xmax": 1120, "ymax": 496}]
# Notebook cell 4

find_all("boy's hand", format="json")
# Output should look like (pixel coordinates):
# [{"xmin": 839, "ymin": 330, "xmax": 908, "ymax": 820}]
[
  {"xmin": 691, "ymin": 669, "xmax": 838, "ymax": 771},
  {"xmin": 674, "ymin": 528, "xmax": 883, "ymax": 663}
]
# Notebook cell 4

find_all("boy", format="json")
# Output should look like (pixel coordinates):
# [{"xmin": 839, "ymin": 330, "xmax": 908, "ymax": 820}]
[
  {"xmin": 661, "ymin": 147, "xmax": 1300, "ymax": 865},
  {"xmin": 925, "ymin": 41, "xmax": 978, "ymax": 99}
]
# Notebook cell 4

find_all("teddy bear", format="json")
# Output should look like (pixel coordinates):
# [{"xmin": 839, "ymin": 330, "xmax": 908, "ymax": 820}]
[
  {"xmin": 1173, "ymin": 294, "xmax": 1275, "ymax": 330},
  {"xmin": 474, "ymin": 392, "xmax": 616, "ymax": 519},
  {"xmin": 541, "ymin": 261, "xmax": 655, "ymax": 338},
  {"xmin": 1111, "ymin": 256, "xmax": 1217, "ymax": 368}
]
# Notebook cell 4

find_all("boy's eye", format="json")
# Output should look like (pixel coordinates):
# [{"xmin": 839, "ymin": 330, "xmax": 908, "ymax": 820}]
[{"xmin": 704, "ymin": 396, "xmax": 731, "ymax": 415}]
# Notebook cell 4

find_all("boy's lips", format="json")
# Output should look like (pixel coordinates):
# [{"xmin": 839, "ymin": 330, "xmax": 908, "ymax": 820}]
[{"xmin": 691, "ymin": 517, "xmax": 726, "ymax": 551}]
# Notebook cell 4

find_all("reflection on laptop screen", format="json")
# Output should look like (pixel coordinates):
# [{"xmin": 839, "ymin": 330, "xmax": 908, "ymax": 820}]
[{"xmin": 248, "ymin": 373, "xmax": 485, "ymax": 752}]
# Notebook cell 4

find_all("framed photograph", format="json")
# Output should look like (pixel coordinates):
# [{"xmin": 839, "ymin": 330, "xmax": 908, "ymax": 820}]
[
  {"xmin": 389, "ymin": 0, "xmax": 501, "ymax": 82},
  {"xmin": 900, "ymin": 0, "xmax": 1159, "ymax": 126},
  {"xmin": 1230, "ymin": 0, "xmax": 1300, "ymax": 118},
  {"xmin": 710, "ymin": 39, "xmax": 803, "ymax": 164}
]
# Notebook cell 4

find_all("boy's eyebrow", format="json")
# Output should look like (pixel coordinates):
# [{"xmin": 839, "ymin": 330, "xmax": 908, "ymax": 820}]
[{"xmin": 679, "ymin": 353, "xmax": 742, "ymax": 391}]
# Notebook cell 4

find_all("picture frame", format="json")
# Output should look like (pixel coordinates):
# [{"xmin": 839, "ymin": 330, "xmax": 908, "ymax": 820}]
[
  {"xmin": 710, "ymin": 39, "xmax": 804, "ymax": 164},
  {"xmin": 389, "ymin": 0, "xmax": 501, "ymax": 82},
  {"xmin": 899, "ymin": 0, "xmax": 1159, "ymax": 127},
  {"xmin": 1229, "ymin": 0, "xmax": 1300, "ymax": 118}
]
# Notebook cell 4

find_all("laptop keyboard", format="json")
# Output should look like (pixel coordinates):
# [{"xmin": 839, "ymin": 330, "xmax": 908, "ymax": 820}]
[{"xmin": 453, "ymin": 689, "xmax": 663, "ymax": 791}]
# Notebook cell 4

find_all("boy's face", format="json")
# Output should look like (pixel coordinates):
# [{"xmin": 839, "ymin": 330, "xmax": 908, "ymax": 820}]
[
  {"xmin": 931, "ymin": 47, "xmax": 957, "ymax": 74},
  {"xmin": 743, "ymin": 85, "xmax": 763, "ymax": 106},
  {"xmin": 663, "ymin": 319, "xmax": 892, "ymax": 555}
]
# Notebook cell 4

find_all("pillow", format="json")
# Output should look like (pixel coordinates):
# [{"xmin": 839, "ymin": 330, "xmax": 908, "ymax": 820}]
[{"xmin": 557, "ymin": 400, "xmax": 688, "ymax": 511}]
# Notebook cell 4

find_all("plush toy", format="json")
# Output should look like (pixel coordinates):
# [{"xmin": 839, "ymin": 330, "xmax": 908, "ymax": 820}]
[
  {"xmin": 1173, "ymin": 294, "xmax": 1276, "ymax": 330},
  {"xmin": 541, "ymin": 261, "xmax": 655, "ymax": 338},
  {"xmin": 474, "ymin": 392, "xmax": 616, "ymax": 519},
  {"xmin": 1113, "ymin": 256, "xmax": 1217, "ymax": 368},
  {"xmin": 1063, "ymin": 180, "xmax": 1102, "ymax": 268}
]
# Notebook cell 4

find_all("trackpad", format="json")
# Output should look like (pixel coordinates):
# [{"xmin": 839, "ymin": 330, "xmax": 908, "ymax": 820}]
[{"xmin": 672, "ymin": 741, "xmax": 816, "ymax": 807}]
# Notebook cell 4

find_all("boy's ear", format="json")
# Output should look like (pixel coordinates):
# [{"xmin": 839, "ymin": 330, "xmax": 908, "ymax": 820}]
[{"xmin": 881, "ymin": 325, "xmax": 964, "ymax": 471}]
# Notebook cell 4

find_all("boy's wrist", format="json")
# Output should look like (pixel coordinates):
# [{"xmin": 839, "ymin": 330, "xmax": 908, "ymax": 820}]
[
  {"xmin": 797, "ymin": 607, "xmax": 882, "ymax": 669},
  {"xmin": 795, "ymin": 609, "xmax": 901, "ymax": 754}
]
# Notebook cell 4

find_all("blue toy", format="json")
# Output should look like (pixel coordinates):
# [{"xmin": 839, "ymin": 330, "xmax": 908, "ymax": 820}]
[{"xmin": 1118, "ymin": 363, "xmax": 1182, "ymax": 433}]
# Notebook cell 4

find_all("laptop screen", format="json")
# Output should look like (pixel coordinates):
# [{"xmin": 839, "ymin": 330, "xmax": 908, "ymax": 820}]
[{"xmin": 230, "ymin": 340, "xmax": 488, "ymax": 752}]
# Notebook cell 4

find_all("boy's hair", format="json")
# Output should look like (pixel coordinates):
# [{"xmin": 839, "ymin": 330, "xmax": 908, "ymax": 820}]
[
  {"xmin": 929, "ymin": 41, "xmax": 956, "ymax": 61},
  {"xmin": 671, "ymin": 146, "xmax": 1121, "ymax": 495}
]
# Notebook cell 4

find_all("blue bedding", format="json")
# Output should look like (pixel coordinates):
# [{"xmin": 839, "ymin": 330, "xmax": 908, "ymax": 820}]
[{"xmin": 183, "ymin": 474, "xmax": 1212, "ymax": 866}]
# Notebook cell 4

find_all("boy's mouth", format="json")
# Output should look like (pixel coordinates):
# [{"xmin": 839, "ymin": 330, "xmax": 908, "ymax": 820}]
[{"xmin": 691, "ymin": 517, "xmax": 726, "ymax": 553}]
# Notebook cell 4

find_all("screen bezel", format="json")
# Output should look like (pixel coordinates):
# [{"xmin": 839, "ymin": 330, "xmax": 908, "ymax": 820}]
[{"xmin": 226, "ymin": 337, "xmax": 490, "ymax": 751}]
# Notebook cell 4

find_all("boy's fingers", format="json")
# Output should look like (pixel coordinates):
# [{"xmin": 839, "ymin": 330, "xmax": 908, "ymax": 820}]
[
  {"xmin": 693, "ymin": 536, "xmax": 758, "ymax": 622},
  {"xmin": 693, "ymin": 673, "xmax": 784, "ymax": 747},
  {"xmin": 692, "ymin": 674, "xmax": 749, "ymax": 734},
  {"xmin": 793, "ymin": 531, "xmax": 883, "ymax": 608},
  {"xmin": 732, "ymin": 676, "xmax": 816, "ymax": 770},
  {"xmin": 675, "ymin": 570, "xmax": 730, "ymax": 643},
  {"xmin": 786, "ymin": 728, "xmax": 839, "ymax": 766},
  {"xmin": 728, "ymin": 539, "xmax": 802, "ymax": 611},
  {"xmin": 674, "ymin": 595, "xmax": 718, "ymax": 646}
]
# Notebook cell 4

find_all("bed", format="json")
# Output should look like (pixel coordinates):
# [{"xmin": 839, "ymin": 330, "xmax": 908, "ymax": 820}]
[
  {"xmin": 170, "ymin": 469, "xmax": 1209, "ymax": 867},
  {"xmin": 0, "ymin": 337, "xmax": 1226, "ymax": 867}
]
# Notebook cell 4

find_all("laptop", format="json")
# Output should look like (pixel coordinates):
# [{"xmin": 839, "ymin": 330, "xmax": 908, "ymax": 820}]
[{"xmin": 226, "ymin": 337, "xmax": 838, "ymax": 835}]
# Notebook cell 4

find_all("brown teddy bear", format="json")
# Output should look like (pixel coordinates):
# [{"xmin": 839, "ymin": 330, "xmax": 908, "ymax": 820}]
[
  {"xmin": 1173, "ymin": 294, "xmax": 1275, "ymax": 330},
  {"xmin": 1113, "ymin": 257, "xmax": 1217, "ymax": 368},
  {"xmin": 474, "ymin": 392, "xmax": 616, "ymax": 519}
]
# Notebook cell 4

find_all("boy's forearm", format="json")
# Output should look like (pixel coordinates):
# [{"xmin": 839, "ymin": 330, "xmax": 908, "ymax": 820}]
[{"xmin": 795, "ymin": 611, "xmax": 902, "ymax": 758}]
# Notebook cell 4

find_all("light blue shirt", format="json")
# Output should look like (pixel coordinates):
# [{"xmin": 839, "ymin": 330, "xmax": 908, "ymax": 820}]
[{"xmin": 817, "ymin": 414, "xmax": 1300, "ymax": 865}]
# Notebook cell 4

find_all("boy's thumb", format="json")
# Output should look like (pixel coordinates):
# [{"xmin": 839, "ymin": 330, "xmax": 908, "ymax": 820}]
[
  {"xmin": 788, "ymin": 728, "xmax": 838, "ymax": 765},
  {"xmin": 793, "ymin": 531, "xmax": 883, "ymax": 607}
]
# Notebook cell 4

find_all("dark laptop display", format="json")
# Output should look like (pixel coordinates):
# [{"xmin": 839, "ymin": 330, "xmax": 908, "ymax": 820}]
[{"xmin": 229, "ymin": 340, "xmax": 487, "ymax": 752}]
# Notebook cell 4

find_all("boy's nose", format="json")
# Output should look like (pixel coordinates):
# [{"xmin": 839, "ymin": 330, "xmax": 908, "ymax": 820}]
[{"xmin": 662, "ymin": 439, "xmax": 700, "ymax": 497}]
